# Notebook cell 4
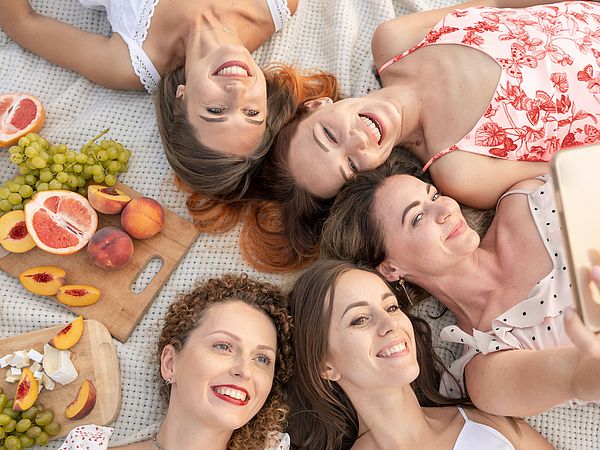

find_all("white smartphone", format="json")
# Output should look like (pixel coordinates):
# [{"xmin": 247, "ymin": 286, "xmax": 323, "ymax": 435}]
[{"xmin": 551, "ymin": 145, "xmax": 600, "ymax": 333}]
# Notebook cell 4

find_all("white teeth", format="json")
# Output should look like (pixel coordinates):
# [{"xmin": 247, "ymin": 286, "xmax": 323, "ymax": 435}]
[
  {"xmin": 360, "ymin": 116, "xmax": 382, "ymax": 143},
  {"xmin": 214, "ymin": 386, "xmax": 247, "ymax": 401},
  {"xmin": 377, "ymin": 342, "xmax": 407, "ymax": 358},
  {"xmin": 216, "ymin": 65, "xmax": 249, "ymax": 76}
]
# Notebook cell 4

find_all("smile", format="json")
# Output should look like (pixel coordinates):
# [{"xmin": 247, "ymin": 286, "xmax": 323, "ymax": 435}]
[
  {"xmin": 211, "ymin": 384, "xmax": 250, "ymax": 406},
  {"xmin": 213, "ymin": 61, "xmax": 251, "ymax": 77},
  {"xmin": 376, "ymin": 341, "xmax": 407, "ymax": 358},
  {"xmin": 358, "ymin": 114, "xmax": 384, "ymax": 144},
  {"xmin": 447, "ymin": 221, "xmax": 466, "ymax": 240}
]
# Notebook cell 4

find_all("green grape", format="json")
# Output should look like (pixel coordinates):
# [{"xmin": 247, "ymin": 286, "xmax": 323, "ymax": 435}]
[
  {"xmin": 24, "ymin": 133, "xmax": 38, "ymax": 141},
  {"xmin": 7, "ymin": 193, "xmax": 22, "ymax": 206},
  {"xmin": 50, "ymin": 163, "xmax": 63, "ymax": 174},
  {"xmin": 49, "ymin": 144, "xmax": 59, "ymax": 154},
  {"xmin": 52, "ymin": 153, "xmax": 65, "ymax": 164},
  {"xmin": 17, "ymin": 137, "xmax": 30, "ymax": 148},
  {"xmin": 17, "ymin": 164, "xmax": 30, "ymax": 175},
  {"xmin": 56, "ymin": 172, "xmax": 69, "ymax": 184},
  {"xmin": 2, "ymin": 407, "xmax": 18, "ymax": 419},
  {"xmin": 8, "ymin": 146, "xmax": 21, "ymax": 155},
  {"xmin": 13, "ymin": 176, "xmax": 25, "ymax": 185},
  {"xmin": 72, "ymin": 164, "xmax": 83, "ymax": 174},
  {"xmin": 86, "ymin": 156, "xmax": 96, "ymax": 166},
  {"xmin": 18, "ymin": 435, "xmax": 33, "ymax": 449},
  {"xmin": 43, "ymin": 421, "xmax": 60, "ymax": 436},
  {"xmin": 61, "ymin": 183, "xmax": 70, "ymax": 191},
  {"xmin": 0, "ymin": 200, "xmax": 12, "ymax": 212},
  {"xmin": 9, "ymin": 154, "xmax": 24, "ymax": 165},
  {"xmin": 100, "ymin": 160, "xmax": 110, "ymax": 169},
  {"xmin": 91, "ymin": 165, "xmax": 104, "ymax": 176},
  {"xmin": 33, "ymin": 431, "xmax": 49, "ymax": 446},
  {"xmin": 107, "ymin": 161, "xmax": 121, "ymax": 173},
  {"xmin": 65, "ymin": 151, "xmax": 76, "ymax": 163},
  {"xmin": 75, "ymin": 153, "xmax": 88, "ymax": 164},
  {"xmin": 107, "ymin": 147, "xmax": 118, "ymax": 159},
  {"xmin": 15, "ymin": 419, "xmax": 30, "ymax": 433},
  {"xmin": 96, "ymin": 150, "xmax": 108, "ymax": 161},
  {"xmin": 24, "ymin": 425, "xmax": 40, "ymax": 439},
  {"xmin": 11, "ymin": 204, "xmax": 24, "ymax": 211},
  {"xmin": 0, "ymin": 427, "xmax": 4, "ymax": 439},
  {"xmin": 24, "ymin": 175, "xmax": 37, "ymax": 186},
  {"xmin": 19, "ymin": 408, "xmax": 37, "ymax": 422},
  {"xmin": 34, "ymin": 410, "xmax": 52, "ymax": 427},
  {"xmin": 77, "ymin": 187, "xmax": 88, "ymax": 197},
  {"xmin": 68, "ymin": 176, "xmax": 79, "ymax": 189},
  {"xmin": 0, "ymin": 413, "xmax": 11, "ymax": 426},
  {"xmin": 7, "ymin": 182, "xmax": 20, "ymax": 193},
  {"xmin": 83, "ymin": 165, "xmax": 94, "ymax": 178},
  {"xmin": 38, "ymin": 151, "xmax": 50, "ymax": 163},
  {"xmin": 3, "ymin": 435, "xmax": 21, "ymax": 450},
  {"xmin": 31, "ymin": 157, "xmax": 46, "ymax": 169},
  {"xmin": 0, "ymin": 188, "xmax": 10, "ymax": 199},
  {"xmin": 104, "ymin": 174, "xmax": 117, "ymax": 186},
  {"xmin": 80, "ymin": 144, "xmax": 91, "ymax": 155},
  {"xmin": 93, "ymin": 173, "xmax": 105, "ymax": 183},
  {"xmin": 3, "ymin": 419, "xmax": 16, "ymax": 432},
  {"xmin": 57, "ymin": 143, "xmax": 67, "ymax": 154},
  {"xmin": 18, "ymin": 185, "xmax": 33, "ymax": 199},
  {"xmin": 38, "ymin": 137, "xmax": 49, "ymax": 149},
  {"xmin": 100, "ymin": 140, "xmax": 110, "ymax": 149},
  {"xmin": 36, "ymin": 183, "xmax": 49, "ymax": 192},
  {"xmin": 48, "ymin": 180, "xmax": 62, "ymax": 190},
  {"xmin": 39, "ymin": 170, "xmax": 53, "ymax": 183},
  {"xmin": 24, "ymin": 160, "xmax": 35, "ymax": 170}
]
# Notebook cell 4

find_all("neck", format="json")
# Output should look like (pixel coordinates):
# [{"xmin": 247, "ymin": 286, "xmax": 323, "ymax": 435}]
[
  {"xmin": 156, "ymin": 405, "xmax": 232, "ymax": 450},
  {"xmin": 346, "ymin": 384, "xmax": 435, "ymax": 450}
]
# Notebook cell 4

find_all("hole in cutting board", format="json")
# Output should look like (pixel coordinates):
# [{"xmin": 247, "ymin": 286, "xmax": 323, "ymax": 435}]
[{"xmin": 131, "ymin": 256, "xmax": 164, "ymax": 294}]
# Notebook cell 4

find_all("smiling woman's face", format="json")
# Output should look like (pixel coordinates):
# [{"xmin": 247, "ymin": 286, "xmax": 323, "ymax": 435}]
[
  {"xmin": 287, "ymin": 97, "xmax": 402, "ymax": 198},
  {"xmin": 179, "ymin": 45, "xmax": 268, "ymax": 157}
]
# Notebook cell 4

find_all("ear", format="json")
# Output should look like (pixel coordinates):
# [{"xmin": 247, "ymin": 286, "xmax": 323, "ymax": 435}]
[
  {"xmin": 176, "ymin": 84, "xmax": 186, "ymax": 99},
  {"xmin": 319, "ymin": 363, "xmax": 341, "ymax": 382},
  {"xmin": 160, "ymin": 344, "xmax": 177, "ymax": 382},
  {"xmin": 303, "ymin": 97, "xmax": 334, "ymax": 111},
  {"xmin": 377, "ymin": 259, "xmax": 402, "ymax": 283}
]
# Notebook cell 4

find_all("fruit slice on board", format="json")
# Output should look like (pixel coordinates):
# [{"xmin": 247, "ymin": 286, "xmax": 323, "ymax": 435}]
[
  {"xmin": 65, "ymin": 379, "xmax": 96, "ymax": 420},
  {"xmin": 19, "ymin": 265, "xmax": 66, "ymax": 296},
  {"xmin": 57, "ymin": 285, "xmax": 101, "ymax": 307},
  {"xmin": 13, "ymin": 368, "xmax": 39, "ymax": 411},
  {"xmin": 49, "ymin": 316, "xmax": 84, "ymax": 350},
  {"xmin": 25, "ymin": 190, "xmax": 98, "ymax": 255},
  {"xmin": 0, "ymin": 210, "xmax": 36, "ymax": 253},
  {"xmin": 0, "ymin": 93, "xmax": 45, "ymax": 147}
]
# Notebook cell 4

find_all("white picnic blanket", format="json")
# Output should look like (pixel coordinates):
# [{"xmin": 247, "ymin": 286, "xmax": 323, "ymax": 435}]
[{"xmin": 0, "ymin": 1, "xmax": 598, "ymax": 449}]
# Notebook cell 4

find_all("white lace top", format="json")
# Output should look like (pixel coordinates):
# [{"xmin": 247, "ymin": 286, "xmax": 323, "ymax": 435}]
[
  {"xmin": 59, "ymin": 425, "xmax": 291, "ymax": 449},
  {"xmin": 78, "ymin": 0, "xmax": 293, "ymax": 93}
]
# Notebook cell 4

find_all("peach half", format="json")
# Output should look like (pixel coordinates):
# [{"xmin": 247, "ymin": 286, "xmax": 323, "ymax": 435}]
[
  {"xmin": 65, "ymin": 379, "xmax": 96, "ymax": 420},
  {"xmin": 13, "ymin": 368, "xmax": 39, "ymax": 412},
  {"xmin": 0, "ymin": 210, "xmax": 36, "ymax": 253},
  {"xmin": 49, "ymin": 316, "xmax": 84, "ymax": 350},
  {"xmin": 19, "ymin": 266, "xmax": 66, "ymax": 296},
  {"xmin": 56, "ymin": 285, "xmax": 101, "ymax": 307},
  {"xmin": 121, "ymin": 197, "xmax": 164, "ymax": 240},
  {"xmin": 87, "ymin": 227, "xmax": 134, "ymax": 270},
  {"xmin": 87, "ymin": 185, "xmax": 131, "ymax": 215}
]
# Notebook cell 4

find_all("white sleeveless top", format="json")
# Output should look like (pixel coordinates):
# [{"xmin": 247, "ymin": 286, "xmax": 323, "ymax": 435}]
[
  {"xmin": 59, "ymin": 425, "xmax": 291, "ymax": 449},
  {"xmin": 453, "ymin": 408, "xmax": 515, "ymax": 450},
  {"xmin": 78, "ymin": 0, "xmax": 293, "ymax": 93}
]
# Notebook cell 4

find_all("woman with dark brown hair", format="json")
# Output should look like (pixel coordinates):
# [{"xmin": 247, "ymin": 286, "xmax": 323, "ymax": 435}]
[
  {"xmin": 319, "ymin": 158, "xmax": 600, "ymax": 418},
  {"xmin": 59, "ymin": 274, "xmax": 294, "ymax": 450},
  {"xmin": 287, "ymin": 259, "xmax": 551, "ymax": 450}
]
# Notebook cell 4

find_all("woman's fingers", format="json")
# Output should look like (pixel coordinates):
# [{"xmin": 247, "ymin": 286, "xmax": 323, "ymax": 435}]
[{"xmin": 565, "ymin": 308, "xmax": 600, "ymax": 359}]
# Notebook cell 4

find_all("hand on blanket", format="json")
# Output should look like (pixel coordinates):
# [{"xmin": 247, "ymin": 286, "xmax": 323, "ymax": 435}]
[{"xmin": 564, "ymin": 265, "xmax": 600, "ymax": 402}]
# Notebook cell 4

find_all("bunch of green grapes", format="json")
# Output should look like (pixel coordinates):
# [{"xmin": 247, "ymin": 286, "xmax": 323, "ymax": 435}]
[
  {"xmin": 0, "ymin": 388, "xmax": 61, "ymax": 449},
  {"xmin": 1, "ymin": 129, "xmax": 132, "ymax": 216}
]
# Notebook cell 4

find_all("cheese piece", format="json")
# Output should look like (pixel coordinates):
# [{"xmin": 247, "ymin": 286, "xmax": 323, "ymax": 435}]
[
  {"xmin": 10, "ymin": 350, "xmax": 30, "ymax": 368},
  {"xmin": 33, "ymin": 370, "xmax": 44, "ymax": 381},
  {"xmin": 29, "ymin": 361, "xmax": 42, "ymax": 374},
  {"xmin": 42, "ymin": 373, "xmax": 55, "ymax": 391},
  {"xmin": 27, "ymin": 348, "xmax": 44, "ymax": 363},
  {"xmin": 10, "ymin": 366, "xmax": 21, "ymax": 376},
  {"xmin": 5, "ymin": 370, "xmax": 20, "ymax": 383},
  {"xmin": 0, "ymin": 354, "xmax": 12, "ymax": 368},
  {"xmin": 42, "ymin": 344, "xmax": 78, "ymax": 385}
]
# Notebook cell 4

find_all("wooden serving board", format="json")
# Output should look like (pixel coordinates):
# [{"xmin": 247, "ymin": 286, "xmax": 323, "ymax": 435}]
[
  {"xmin": 0, "ymin": 320, "xmax": 120, "ymax": 440},
  {"xmin": 0, "ymin": 184, "xmax": 199, "ymax": 342}
]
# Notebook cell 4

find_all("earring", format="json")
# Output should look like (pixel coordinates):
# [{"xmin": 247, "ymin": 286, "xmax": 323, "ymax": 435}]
[
  {"xmin": 165, "ymin": 378, "xmax": 172, "ymax": 385},
  {"xmin": 396, "ymin": 278, "xmax": 414, "ymax": 307}
]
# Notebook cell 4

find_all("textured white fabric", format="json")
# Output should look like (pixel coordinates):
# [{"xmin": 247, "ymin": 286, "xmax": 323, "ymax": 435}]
[
  {"xmin": 454, "ymin": 407, "xmax": 515, "ymax": 450},
  {"xmin": 0, "ymin": 1, "xmax": 598, "ymax": 449},
  {"xmin": 266, "ymin": 0, "xmax": 292, "ymax": 31}
]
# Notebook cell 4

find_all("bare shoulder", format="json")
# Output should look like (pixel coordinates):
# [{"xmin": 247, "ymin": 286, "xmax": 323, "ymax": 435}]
[
  {"xmin": 287, "ymin": 0, "xmax": 299, "ymax": 15},
  {"xmin": 371, "ymin": 15, "xmax": 431, "ymax": 68}
]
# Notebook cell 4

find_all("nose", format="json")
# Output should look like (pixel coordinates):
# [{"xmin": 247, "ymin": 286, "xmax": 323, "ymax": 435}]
[
  {"xmin": 230, "ymin": 355, "xmax": 252, "ymax": 379},
  {"xmin": 224, "ymin": 82, "xmax": 246, "ymax": 102},
  {"xmin": 377, "ymin": 311, "xmax": 398, "ymax": 336},
  {"xmin": 347, "ymin": 128, "xmax": 369, "ymax": 151},
  {"xmin": 435, "ymin": 200, "xmax": 454, "ymax": 223}
]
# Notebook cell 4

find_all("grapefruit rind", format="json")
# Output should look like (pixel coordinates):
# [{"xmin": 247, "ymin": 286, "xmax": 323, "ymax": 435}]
[{"xmin": 0, "ymin": 93, "xmax": 45, "ymax": 147}]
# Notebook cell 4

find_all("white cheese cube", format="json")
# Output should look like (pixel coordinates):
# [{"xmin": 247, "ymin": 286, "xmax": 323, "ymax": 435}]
[
  {"xmin": 27, "ymin": 348, "xmax": 44, "ymax": 363},
  {"xmin": 10, "ymin": 366, "xmax": 21, "ymax": 376}
]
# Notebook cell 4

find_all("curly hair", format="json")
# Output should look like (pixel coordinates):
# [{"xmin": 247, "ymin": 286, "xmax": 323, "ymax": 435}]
[{"xmin": 157, "ymin": 274, "xmax": 294, "ymax": 450}]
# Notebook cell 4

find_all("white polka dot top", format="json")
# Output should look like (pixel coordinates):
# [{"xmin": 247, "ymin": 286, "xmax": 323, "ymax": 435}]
[{"xmin": 440, "ymin": 175, "xmax": 575, "ymax": 400}]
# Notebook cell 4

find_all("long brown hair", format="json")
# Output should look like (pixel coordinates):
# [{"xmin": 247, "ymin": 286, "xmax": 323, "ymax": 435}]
[
  {"xmin": 157, "ymin": 274, "xmax": 294, "ymax": 450},
  {"xmin": 287, "ymin": 259, "xmax": 467, "ymax": 450}
]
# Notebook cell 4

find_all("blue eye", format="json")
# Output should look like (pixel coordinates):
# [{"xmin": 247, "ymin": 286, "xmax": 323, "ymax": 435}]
[
  {"xmin": 214, "ymin": 342, "xmax": 232, "ymax": 351},
  {"xmin": 256, "ymin": 354, "xmax": 272, "ymax": 365},
  {"xmin": 207, "ymin": 107, "xmax": 225, "ymax": 114}
]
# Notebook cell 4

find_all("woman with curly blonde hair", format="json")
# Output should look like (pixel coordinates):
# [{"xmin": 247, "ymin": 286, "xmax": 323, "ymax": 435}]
[{"xmin": 59, "ymin": 274, "xmax": 294, "ymax": 450}]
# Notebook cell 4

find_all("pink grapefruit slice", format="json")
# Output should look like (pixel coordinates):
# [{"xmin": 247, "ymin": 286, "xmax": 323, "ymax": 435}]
[
  {"xmin": 24, "ymin": 191, "xmax": 98, "ymax": 255},
  {"xmin": 0, "ymin": 93, "xmax": 45, "ymax": 147}
]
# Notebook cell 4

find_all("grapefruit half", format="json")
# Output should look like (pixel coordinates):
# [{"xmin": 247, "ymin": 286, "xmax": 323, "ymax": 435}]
[
  {"xmin": 0, "ymin": 93, "xmax": 45, "ymax": 147},
  {"xmin": 25, "ymin": 191, "xmax": 98, "ymax": 255}
]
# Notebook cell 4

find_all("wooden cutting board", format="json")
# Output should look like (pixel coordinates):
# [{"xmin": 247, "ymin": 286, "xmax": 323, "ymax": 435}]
[
  {"xmin": 0, "ymin": 184, "xmax": 199, "ymax": 342},
  {"xmin": 0, "ymin": 320, "xmax": 120, "ymax": 440}
]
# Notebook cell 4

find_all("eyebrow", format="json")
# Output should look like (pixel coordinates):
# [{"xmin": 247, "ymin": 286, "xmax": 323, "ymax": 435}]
[
  {"xmin": 199, "ymin": 116, "xmax": 264, "ymax": 125},
  {"xmin": 208, "ymin": 330, "xmax": 275, "ymax": 353},
  {"xmin": 401, "ymin": 183, "xmax": 432, "ymax": 226},
  {"xmin": 341, "ymin": 292, "xmax": 396, "ymax": 317},
  {"xmin": 312, "ymin": 128, "xmax": 330, "ymax": 153}
]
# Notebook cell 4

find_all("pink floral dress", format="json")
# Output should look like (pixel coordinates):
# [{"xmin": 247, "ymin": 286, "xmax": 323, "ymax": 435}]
[{"xmin": 378, "ymin": 1, "xmax": 600, "ymax": 171}]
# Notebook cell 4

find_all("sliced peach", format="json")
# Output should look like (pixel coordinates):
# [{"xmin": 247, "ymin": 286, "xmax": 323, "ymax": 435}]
[
  {"xmin": 19, "ymin": 266, "xmax": 66, "ymax": 296},
  {"xmin": 121, "ymin": 197, "xmax": 164, "ymax": 239},
  {"xmin": 65, "ymin": 379, "xmax": 96, "ymax": 420},
  {"xmin": 0, "ymin": 210, "xmax": 36, "ymax": 253},
  {"xmin": 13, "ymin": 368, "xmax": 39, "ymax": 411},
  {"xmin": 49, "ymin": 316, "xmax": 84, "ymax": 350},
  {"xmin": 87, "ymin": 227, "xmax": 134, "ymax": 270},
  {"xmin": 56, "ymin": 285, "xmax": 101, "ymax": 307},
  {"xmin": 87, "ymin": 185, "xmax": 131, "ymax": 215}
]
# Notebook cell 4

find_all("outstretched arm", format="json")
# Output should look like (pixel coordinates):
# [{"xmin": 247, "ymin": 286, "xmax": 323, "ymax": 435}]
[{"xmin": 0, "ymin": 0, "xmax": 143, "ymax": 90}]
